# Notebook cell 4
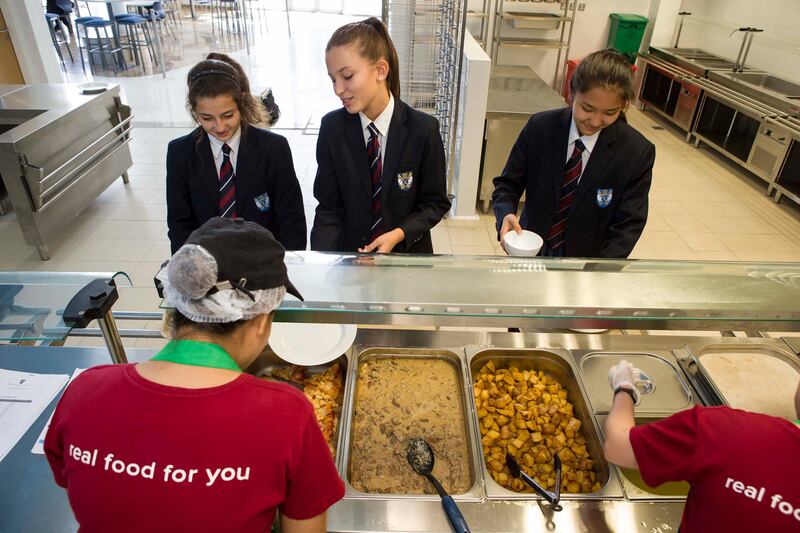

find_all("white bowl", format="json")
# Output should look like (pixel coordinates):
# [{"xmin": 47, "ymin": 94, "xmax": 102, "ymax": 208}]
[{"xmin": 503, "ymin": 230, "xmax": 543, "ymax": 257}]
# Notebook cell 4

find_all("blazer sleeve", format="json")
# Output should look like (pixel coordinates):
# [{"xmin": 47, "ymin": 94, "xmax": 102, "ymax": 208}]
[
  {"xmin": 492, "ymin": 117, "xmax": 531, "ymax": 235},
  {"xmin": 310, "ymin": 119, "xmax": 345, "ymax": 251},
  {"xmin": 397, "ymin": 117, "xmax": 451, "ymax": 247},
  {"xmin": 166, "ymin": 140, "xmax": 199, "ymax": 255},
  {"xmin": 600, "ymin": 142, "xmax": 655, "ymax": 258},
  {"xmin": 271, "ymin": 136, "xmax": 307, "ymax": 250}
]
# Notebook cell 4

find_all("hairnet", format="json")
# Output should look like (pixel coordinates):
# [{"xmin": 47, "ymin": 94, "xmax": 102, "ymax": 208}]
[{"xmin": 156, "ymin": 244, "xmax": 286, "ymax": 323}]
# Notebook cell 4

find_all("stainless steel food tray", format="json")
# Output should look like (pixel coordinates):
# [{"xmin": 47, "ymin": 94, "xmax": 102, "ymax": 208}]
[
  {"xmin": 677, "ymin": 343, "xmax": 800, "ymax": 416},
  {"xmin": 573, "ymin": 351, "xmax": 694, "ymax": 415},
  {"xmin": 339, "ymin": 346, "xmax": 485, "ymax": 502},
  {"xmin": 466, "ymin": 347, "xmax": 623, "ymax": 501},
  {"xmin": 250, "ymin": 351, "xmax": 349, "ymax": 466}
]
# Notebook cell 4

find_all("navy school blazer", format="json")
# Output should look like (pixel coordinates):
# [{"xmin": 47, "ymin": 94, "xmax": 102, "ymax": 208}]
[
  {"xmin": 310, "ymin": 99, "xmax": 451, "ymax": 253},
  {"xmin": 166, "ymin": 124, "xmax": 307, "ymax": 254},
  {"xmin": 492, "ymin": 107, "xmax": 655, "ymax": 258}
]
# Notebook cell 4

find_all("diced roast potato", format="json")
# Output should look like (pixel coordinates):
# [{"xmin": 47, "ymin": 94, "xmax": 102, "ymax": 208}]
[{"xmin": 474, "ymin": 361, "xmax": 601, "ymax": 494}]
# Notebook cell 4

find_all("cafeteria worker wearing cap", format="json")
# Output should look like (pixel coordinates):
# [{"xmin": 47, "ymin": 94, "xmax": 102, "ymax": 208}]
[
  {"xmin": 493, "ymin": 49, "xmax": 654, "ymax": 258},
  {"xmin": 603, "ymin": 360, "xmax": 800, "ymax": 533},
  {"xmin": 45, "ymin": 217, "xmax": 344, "ymax": 533}
]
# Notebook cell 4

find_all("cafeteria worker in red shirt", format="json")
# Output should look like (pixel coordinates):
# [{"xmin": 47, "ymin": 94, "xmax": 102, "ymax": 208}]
[
  {"xmin": 45, "ymin": 217, "xmax": 344, "ymax": 533},
  {"xmin": 603, "ymin": 360, "xmax": 800, "ymax": 533}
]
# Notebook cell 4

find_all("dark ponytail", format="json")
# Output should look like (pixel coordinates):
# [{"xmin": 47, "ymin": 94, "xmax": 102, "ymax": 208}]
[
  {"xmin": 170, "ymin": 309, "xmax": 246, "ymax": 339},
  {"xmin": 326, "ymin": 17, "xmax": 400, "ymax": 100},
  {"xmin": 186, "ymin": 52, "xmax": 266, "ymax": 130},
  {"xmin": 569, "ymin": 48, "xmax": 635, "ymax": 105}
]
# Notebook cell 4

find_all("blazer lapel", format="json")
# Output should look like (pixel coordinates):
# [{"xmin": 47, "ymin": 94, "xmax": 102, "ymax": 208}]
[
  {"xmin": 344, "ymin": 113, "xmax": 373, "ymax": 198},
  {"xmin": 196, "ymin": 131, "xmax": 221, "ymax": 211},
  {"xmin": 551, "ymin": 109, "xmax": 572, "ymax": 207},
  {"xmin": 381, "ymin": 101, "xmax": 408, "ymax": 206},
  {"xmin": 572, "ymin": 122, "xmax": 616, "ymax": 212},
  {"xmin": 234, "ymin": 126, "xmax": 262, "ymax": 210}
]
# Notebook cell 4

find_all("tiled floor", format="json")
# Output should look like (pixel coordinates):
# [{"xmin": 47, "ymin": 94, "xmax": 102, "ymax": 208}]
[{"xmin": 7, "ymin": 11, "xmax": 800, "ymax": 348}]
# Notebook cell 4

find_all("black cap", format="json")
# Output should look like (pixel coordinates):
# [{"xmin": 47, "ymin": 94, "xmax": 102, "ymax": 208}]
[{"xmin": 185, "ymin": 217, "xmax": 303, "ymax": 301}]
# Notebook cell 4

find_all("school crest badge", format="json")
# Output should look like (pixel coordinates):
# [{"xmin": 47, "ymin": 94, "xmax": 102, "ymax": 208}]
[
  {"xmin": 254, "ymin": 192, "xmax": 270, "ymax": 212},
  {"xmin": 397, "ymin": 171, "xmax": 413, "ymax": 191},
  {"xmin": 596, "ymin": 188, "xmax": 613, "ymax": 208}
]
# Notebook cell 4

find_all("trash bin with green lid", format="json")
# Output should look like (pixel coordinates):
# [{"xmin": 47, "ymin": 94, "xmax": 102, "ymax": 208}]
[{"xmin": 608, "ymin": 13, "xmax": 648, "ymax": 63}]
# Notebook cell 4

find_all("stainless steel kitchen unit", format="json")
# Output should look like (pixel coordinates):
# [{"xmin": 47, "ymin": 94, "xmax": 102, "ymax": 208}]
[
  {"xmin": 637, "ymin": 47, "xmax": 800, "ymax": 207},
  {"xmin": 638, "ymin": 47, "xmax": 763, "ymax": 140},
  {"xmin": 0, "ymin": 84, "xmax": 133, "ymax": 260}
]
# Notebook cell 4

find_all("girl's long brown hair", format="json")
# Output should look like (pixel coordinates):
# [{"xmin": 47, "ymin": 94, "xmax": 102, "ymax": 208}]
[
  {"xmin": 326, "ymin": 17, "xmax": 400, "ymax": 100},
  {"xmin": 186, "ymin": 52, "xmax": 266, "ymax": 131}
]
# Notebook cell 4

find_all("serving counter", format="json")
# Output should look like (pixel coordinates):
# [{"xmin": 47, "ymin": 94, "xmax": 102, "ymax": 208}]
[{"xmin": 4, "ymin": 254, "xmax": 800, "ymax": 532}]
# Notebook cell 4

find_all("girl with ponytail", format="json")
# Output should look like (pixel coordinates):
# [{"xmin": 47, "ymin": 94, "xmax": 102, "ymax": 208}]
[{"xmin": 311, "ymin": 17, "xmax": 450, "ymax": 254}]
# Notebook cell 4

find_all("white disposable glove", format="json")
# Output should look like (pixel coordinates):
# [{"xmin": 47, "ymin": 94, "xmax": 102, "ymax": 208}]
[{"xmin": 607, "ymin": 359, "xmax": 642, "ymax": 405}]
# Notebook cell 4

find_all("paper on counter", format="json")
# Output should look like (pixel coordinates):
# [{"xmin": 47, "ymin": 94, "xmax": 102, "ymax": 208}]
[
  {"xmin": 31, "ymin": 368, "xmax": 86, "ymax": 455},
  {"xmin": 0, "ymin": 369, "xmax": 69, "ymax": 463}
]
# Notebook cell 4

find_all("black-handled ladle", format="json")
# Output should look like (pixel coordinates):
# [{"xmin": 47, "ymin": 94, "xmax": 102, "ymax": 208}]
[
  {"xmin": 506, "ymin": 453, "xmax": 563, "ymax": 512},
  {"xmin": 407, "ymin": 438, "xmax": 471, "ymax": 533}
]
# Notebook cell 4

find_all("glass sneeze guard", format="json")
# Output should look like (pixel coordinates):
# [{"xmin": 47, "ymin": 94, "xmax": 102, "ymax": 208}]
[
  {"xmin": 264, "ymin": 253, "xmax": 800, "ymax": 330},
  {"xmin": 0, "ymin": 271, "xmax": 131, "ymax": 342}
]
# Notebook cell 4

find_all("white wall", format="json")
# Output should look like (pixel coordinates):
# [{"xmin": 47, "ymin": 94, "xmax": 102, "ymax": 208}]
[
  {"xmin": 493, "ymin": 0, "xmax": 654, "ymax": 88},
  {"xmin": 451, "ymin": 33, "xmax": 491, "ymax": 218},
  {"xmin": 678, "ymin": 0, "xmax": 800, "ymax": 83},
  {"xmin": 0, "ymin": 0, "xmax": 63, "ymax": 83}
]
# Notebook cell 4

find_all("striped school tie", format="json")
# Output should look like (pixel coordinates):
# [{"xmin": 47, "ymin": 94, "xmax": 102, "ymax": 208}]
[
  {"xmin": 367, "ymin": 122, "xmax": 383, "ymax": 241},
  {"xmin": 545, "ymin": 138, "xmax": 586, "ymax": 254},
  {"xmin": 219, "ymin": 143, "xmax": 236, "ymax": 218}
]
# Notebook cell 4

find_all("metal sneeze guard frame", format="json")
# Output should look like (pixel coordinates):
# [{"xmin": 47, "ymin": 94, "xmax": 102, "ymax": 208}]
[
  {"xmin": 253, "ymin": 252, "xmax": 800, "ymax": 331},
  {"xmin": 0, "ymin": 271, "xmax": 131, "ymax": 344}
]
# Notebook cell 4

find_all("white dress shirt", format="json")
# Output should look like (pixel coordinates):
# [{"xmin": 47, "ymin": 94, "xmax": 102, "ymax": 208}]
[
  {"xmin": 208, "ymin": 127, "xmax": 242, "ymax": 177},
  {"xmin": 359, "ymin": 93, "xmax": 394, "ymax": 170},
  {"xmin": 566, "ymin": 118, "xmax": 600, "ymax": 185}
]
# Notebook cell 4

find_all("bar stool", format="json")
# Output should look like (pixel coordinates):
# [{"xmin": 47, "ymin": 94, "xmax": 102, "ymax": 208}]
[
  {"xmin": 74, "ymin": 15, "xmax": 102, "ymax": 74},
  {"xmin": 45, "ymin": 13, "xmax": 73, "ymax": 68},
  {"xmin": 213, "ymin": 0, "xmax": 241, "ymax": 35},
  {"xmin": 142, "ymin": 2, "xmax": 175, "ymax": 40},
  {"xmin": 82, "ymin": 19, "xmax": 126, "ymax": 74},
  {"xmin": 116, "ymin": 15, "xmax": 157, "ymax": 72}
]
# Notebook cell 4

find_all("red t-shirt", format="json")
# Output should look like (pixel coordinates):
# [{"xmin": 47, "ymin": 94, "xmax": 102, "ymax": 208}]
[
  {"xmin": 44, "ymin": 364, "xmax": 344, "ymax": 532},
  {"xmin": 630, "ymin": 405, "xmax": 800, "ymax": 533}
]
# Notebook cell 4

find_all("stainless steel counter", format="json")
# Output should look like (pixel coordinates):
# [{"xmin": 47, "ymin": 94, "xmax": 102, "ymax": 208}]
[
  {"xmin": 325, "ymin": 330, "xmax": 795, "ymax": 532},
  {"xmin": 3, "ymin": 332, "xmax": 796, "ymax": 532},
  {"xmin": 479, "ymin": 66, "xmax": 566, "ymax": 212},
  {"xmin": 486, "ymin": 65, "xmax": 566, "ymax": 119},
  {"xmin": 0, "ymin": 84, "xmax": 133, "ymax": 259}
]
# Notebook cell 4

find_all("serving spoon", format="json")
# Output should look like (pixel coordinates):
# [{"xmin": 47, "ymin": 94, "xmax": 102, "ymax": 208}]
[{"xmin": 407, "ymin": 437, "xmax": 471, "ymax": 533}]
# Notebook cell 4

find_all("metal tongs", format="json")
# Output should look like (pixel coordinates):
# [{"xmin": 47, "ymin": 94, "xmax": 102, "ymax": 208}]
[{"xmin": 506, "ymin": 453, "xmax": 563, "ymax": 512}]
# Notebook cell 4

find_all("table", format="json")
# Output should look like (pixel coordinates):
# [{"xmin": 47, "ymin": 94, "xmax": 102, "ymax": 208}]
[
  {"xmin": 0, "ymin": 345, "xmax": 155, "ymax": 532},
  {"xmin": 82, "ymin": 0, "xmax": 167, "ymax": 78}
]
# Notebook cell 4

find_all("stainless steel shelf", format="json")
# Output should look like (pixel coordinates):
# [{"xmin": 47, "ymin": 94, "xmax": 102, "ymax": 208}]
[
  {"xmin": 495, "ymin": 37, "xmax": 568, "ymax": 48},
  {"xmin": 500, "ymin": 13, "xmax": 574, "ymax": 22}
]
